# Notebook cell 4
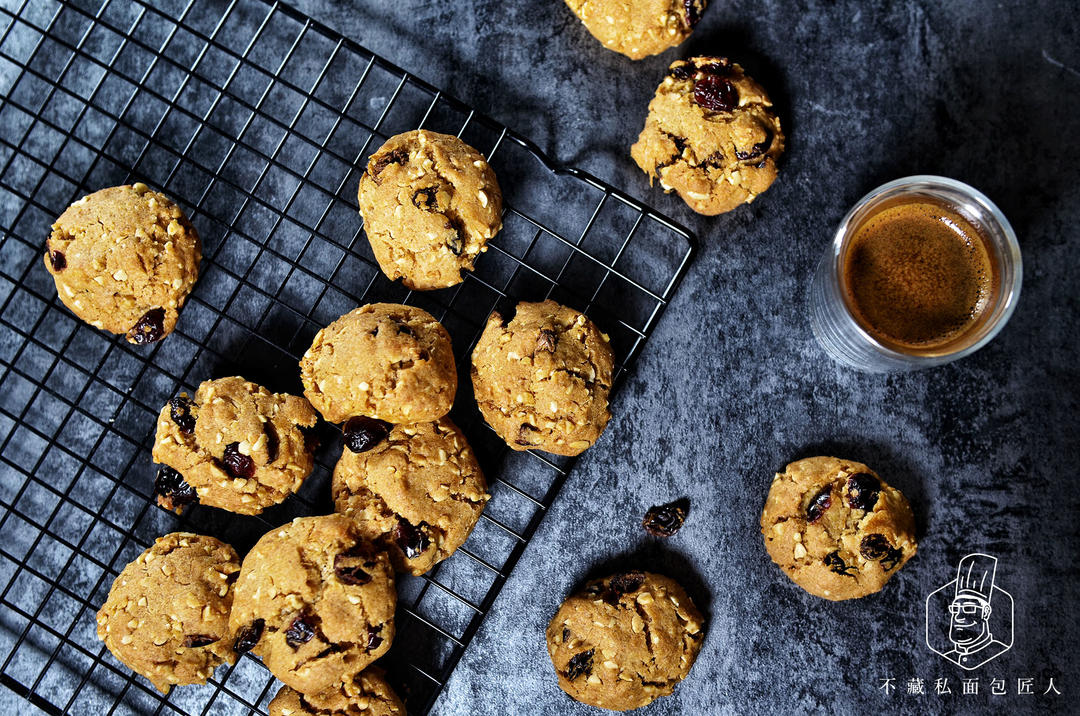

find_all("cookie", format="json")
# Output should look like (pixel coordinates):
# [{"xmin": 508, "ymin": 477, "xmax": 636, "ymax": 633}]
[
  {"xmin": 152, "ymin": 376, "xmax": 319, "ymax": 515},
  {"xmin": 96, "ymin": 532, "xmax": 240, "ymax": 693},
  {"xmin": 471, "ymin": 300, "xmax": 613, "ymax": 456},
  {"xmin": 760, "ymin": 456, "xmax": 918, "ymax": 601},
  {"xmin": 333, "ymin": 417, "xmax": 489, "ymax": 576},
  {"xmin": 44, "ymin": 183, "xmax": 200, "ymax": 343},
  {"xmin": 631, "ymin": 57, "xmax": 785, "ymax": 215},
  {"xmin": 300, "ymin": 303, "xmax": 457, "ymax": 424},
  {"xmin": 357, "ymin": 130, "xmax": 502, "ymax": 290},
  {"xmin": 546, "ymin": 571, "xmax": 704, "ymax": 711},
  {"xmin": 229, "ymin": 515, "xmax": 396, "ymax": 695},
  {"xmin": 268, "ymin": 667, "xmax": 405, "ymax": 716},
  {"xmin": 563, "ymin": 0, "xmax": 707, "ymax": 60}
]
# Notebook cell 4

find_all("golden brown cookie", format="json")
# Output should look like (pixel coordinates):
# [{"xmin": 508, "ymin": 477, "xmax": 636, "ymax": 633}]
[
  {"xmin": 563, "ymin": 0, "xmax": 707, "ymax": 60},
  {"xmin": 229, "ymin": 515, "xmax": 396, "ymax": 695},
  {"xmin": 268, "ymin": 667, "xmax": 405, "ymax": 716},
  {"xmin": 760, "ymin": 456, "xmax": 918, "ymax": 601},
  {"xmin": 631, "ymin": 57, "xmax": 785, "ymax": 215},
  {"xmin": 471, "ymin": 300, "xmax": 613, "ymax": 456},
  {"xmin": 95, "ymin": 532, "xmax": 239, "ymax": 693},
  {"xmin": 333, "ymin": 417, "xmax": 489, "ymax": 576},
  {"xmin": 546, "ymin": 571, "xmax": 705, "ymax": 711},
  {"xmin": 151, "ymin": 376, "xmax": 319, "ymax": 515},
  {"xmin": 357, "ymin": 130, "xmax": 502, "ymax": 290},
  {"xmin": 44, "ymin": 183, "xmax": 200, "ymax": 343},
  {"xmin": 300, "ymin": 303, "xmax": 457, "ymax": 424}
]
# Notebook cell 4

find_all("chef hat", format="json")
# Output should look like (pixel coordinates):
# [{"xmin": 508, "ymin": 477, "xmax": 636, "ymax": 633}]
[{"xmin": 954, "ymin": 553, "xmax": 997, "ymax": 603}]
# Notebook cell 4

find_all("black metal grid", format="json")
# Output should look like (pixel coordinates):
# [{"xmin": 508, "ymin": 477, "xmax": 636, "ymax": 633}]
[{"xmin": 0, "ymin": 0, "xmax": 695, "ymax": 713}]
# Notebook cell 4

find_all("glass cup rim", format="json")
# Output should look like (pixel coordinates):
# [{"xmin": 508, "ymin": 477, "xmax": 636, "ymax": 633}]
[{"xmin": 830, "ymin": 175, "xmax": 1022, "ymax": 364}]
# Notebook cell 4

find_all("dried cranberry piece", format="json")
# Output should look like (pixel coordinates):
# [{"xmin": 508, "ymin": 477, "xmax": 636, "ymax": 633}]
[
  {"xmin": 285, "ymin": 613, "xmax": 318, "ymax": 649},
  {"xmin": 366, "ymin": 625, "xmax": 383, "ymax": 652},
  {"xmin": 343, "ymin": 416, "xmax": 391, "ymax": 454},
  {"xmin": 128, "ymin": 307, "xmax": 166, "ymax": 344},
  {"xmin": 334, "ymin": 546, "xmax": 374, "ymax": 586},
  {"xmin": 683, "ymin": 0, "xmax": 705, "ymax": 28},
  {"xmin": 168, "ymin": 397, "xmax": 196, "ymax": 434},
  {"xmin": 566, "ymin": 649, "xmax": 594, "ymax": 681},
  {"xmin": 536, "ymin": 329, "xmax": 558, "ymax": 353},
  {"xmin": 859, "ymin": 534, "xmax": 891, "ymax": 561},
  {"xmin": 846, "ymin": 473, "xmax": 881, "ymax": 511},
  {"xmin": 668, "ymin": 63, "xmax": 696, "ymax": 81},
  {"xmin": 264, "ymin": 422, "xmax": 279, "ymax": 463},
  {"xmin": 698, "ymin": 60, "xmax": 732, "ymax": 76},
  {"xmin": 693, "ymin": 74, "xmax": 739, "ymax": 112},
  {"xmin": 412, "ymin": 187, "xmax": 439, "ymax": 210},
  {"xmin": 805, "ymin": 486, "xmax": 833, "ymax": 523},
  {"xmin": 642, "ymin": 499, "xmax": 688, "ymax": 536},
  {"xmin": 234, "ymin": 619, "xmax": 264, "ymax": 652},
  {"xmin": 48, "ymin": 250, "xmax": 66, "ymax": 271},
  {"xmin": 222, "ymin": 442, "xmax": 255, "ymax": 479},
  {"xmin": 154, "ymin": 466, "xmax": 197, "ymax": 510},
  {"xmin": 823, "ymin": 551, "xmax": 856, "ymax": 577},
  {"xmin": 394, "ymin": 518, "xmax": 431, "ymax": 559},
  {"xmin": 609, "ymin": 571, "xmax": 645, "ymax": 595},
  {"xmin": 735, "ymin": 130, "xmax": 775, "ymax": 161},
  {"xmin": 183, "ymin": 634, "xmax": 217, "ymax": 648}
]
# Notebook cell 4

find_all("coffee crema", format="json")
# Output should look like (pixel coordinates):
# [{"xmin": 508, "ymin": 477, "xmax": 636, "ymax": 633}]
[{"xmin": 842, "ymin": 200, "xmax": 995, "ymax": 352}]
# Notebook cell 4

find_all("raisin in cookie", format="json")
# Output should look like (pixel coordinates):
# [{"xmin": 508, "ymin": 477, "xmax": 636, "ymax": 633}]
[
  {"xmin": 357, "ymin": 130, "xmax": 502, "ymax": 290},
  {"xmin": 230, "ymin": 515, "xmax": 396, "ymax": 695},
  {"xmin": 301, "ymin": 303, "xmax": 457, "ymax": 424},
  {"xmin": 44, "ymin": 183, "xmax": 200, "ymax": 344},
  {"xmin": 268, "ymin": 667, "xmax": 405, "ymax": 716},
  {"xmin": 96, "ymin": 532, "xmax": 240, "ymax": 693},
  {"xmin": 152, "ymin": 376, "xmax": 319, "ymax": 515},
  {"xmin": 760, "ymin": 456, "xmax": 918, "ymax": 601},
  {"xmin": 546, "ymin": 571, "xmax": 704, "ymax": 711},
  {"xmin": 471, "ymin": 300, "xmax": 613, "ymax": 456},
  {"xmin": 563, "ymin": 1, "xmax": 707, "ymax": 60},
  {"xmin": 333, "ymin": 417, "xmax": 489, "ymax": 576},
  {"xmin": 631, "ymin": 57, "xmax": 785, "ymax": 215}
]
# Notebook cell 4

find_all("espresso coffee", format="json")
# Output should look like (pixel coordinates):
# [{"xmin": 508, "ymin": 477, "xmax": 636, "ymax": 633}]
[{"xmin": 842, "ymin": 199, "xmax": 995, "ymax": 351}]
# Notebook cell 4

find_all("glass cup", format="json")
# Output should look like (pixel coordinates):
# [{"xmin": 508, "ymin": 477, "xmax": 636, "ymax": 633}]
[{"xmin": 809, "ymin": 176, "xmax": 1022, "ymax": 372}]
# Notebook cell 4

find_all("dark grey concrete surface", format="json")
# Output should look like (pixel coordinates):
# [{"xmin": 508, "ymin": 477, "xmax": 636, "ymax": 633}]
[
  {"xmin": 0, "ymin": 0, "xmax": 1077, "ymax": 714},
  {"xmin": 281, "ymin": 1, "xmax": 1080, "ymax": 714}
]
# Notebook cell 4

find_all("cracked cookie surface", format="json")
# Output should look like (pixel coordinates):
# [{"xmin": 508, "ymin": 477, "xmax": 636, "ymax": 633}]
[
  {"xmin": 631, "ymin": 56, "xmax": 785, "ymax": 215},
  {"xmin": 333, "ymin": 417, "xmax": 489, "ymax": 576},
  {"xmin": 546, "ymin": 571, "xmax": 704, "ymax": 711},
  {"xmin": 229, "ymin": 515, "xmax": 396, "ymax": 695},
  {"xmin": 760, "ymin": 456, "xmax": 918, "ymax": 601},
  {"xmin": 301, "ymin": 303, "xmax": 457, "ymax": 424},
  {"xmin": 44, "ymin": 183, "xmax": 200, "ymax": 343},
  {"xmin": 96, "ymin": 532, "xmax": 240, "ymax": 693},
  {"xmin": 564, "ymin": 0, "xmax": 707, "ymax": 60},
  {"xmin": 152, "ymin": 376, "xmax": 319, "ymax": 515},
  {"xmin": 471, "ymin": 300, "xmax": 613, "ymax": 456},
  {"xmin": 357, "ymin": 130, "xmax": 502, "ymax": 291},
  {"xmin": 268, "ymin": 667, "xmax": 404, "ymax": 716}
]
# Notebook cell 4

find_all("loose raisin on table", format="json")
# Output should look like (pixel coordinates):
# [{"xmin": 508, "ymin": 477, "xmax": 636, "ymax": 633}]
[
  {"xmin": 846, "ymin": 473, "xmax": 881, "ymax": 511},
  {"xmin": 693, "ymin": 74, "xmax": 739, "ymax": 112},
  {"xmin": 642, "ymin": 499, "xmax": 688, "ymax": 536},
  {"xmin": 48, "ymin": 250, "xmax": 66, "ymax": 271},
  {"xmin": 234, "ymin": 619, "xmax": 264, "ymax": 652},
  {"xmin": 285, "ymin": 613, "xmax": 318, "ymax": 649},
  {"xmin": 394, "ymin": 518, "xmax": 431, "ymax": 559},
  {"xmin": 566, "ymin": 649, "xmax": 594, "ymax": 681},
  {"xmin": 182, "ymin": 634, "xmax": 217, "ymax": 648},
  {"xmin": 154, "ymin": 466, "xmax": 197, "ymax": 510},
  {"xmin": 343, "ymin": 416, "xmax": 391, "ymax": 453},
  {"xmin": 805, "ymin": 486, "xmax": 833, "ymax": 524},
  {"xmin": 168, "ymin": 396, "xmax": 196, "ymax": 434},
  {"xmin": 128, "ymin": 308, "xmax": 166, "ymax": 344},
  {"xmin": 222, "ymin": 442, "xmax": 255, "ymax": 479}
]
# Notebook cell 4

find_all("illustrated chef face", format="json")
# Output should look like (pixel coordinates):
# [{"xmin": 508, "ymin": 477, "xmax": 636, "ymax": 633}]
[{"xmin": 949, "ymin": 594, "xmax": 992, "ymax": 647}]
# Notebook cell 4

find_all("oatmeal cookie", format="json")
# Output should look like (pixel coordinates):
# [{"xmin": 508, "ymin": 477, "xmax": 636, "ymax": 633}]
[
  {"xmin": 760, "ymin": 456, "xmax": 918, "ymax": 600},
  {"xmin": 564, "ymin": 0, "xmax": 707, "ymax": 60},
  {"xmin": 152, "ymin": 376, "xmax": 319, "ymax": 515},
  {"xmin": 357, "ymin": 130, "xmax": 502, "ymax": 290},
  {"xmin": 471, "ymin": 300, "xmax": 613, "ymax": 456},
  {"xmin": 268, "ymin": 667, "xmax": 404, "ymax": 716},
  {"xmin": 44, "ymin": 183, "xmax": 200, "ymax": 343},
  {"xmin": 631, "ymin": 56, "xmax": 785, "ymax": 215},
  {"xmin": 546, "ymin": 571, "xmax": 704, "ymax": 711},
  {"xmin": 96, "ymin": 533, "xmax": 240, "ymax": 693}
]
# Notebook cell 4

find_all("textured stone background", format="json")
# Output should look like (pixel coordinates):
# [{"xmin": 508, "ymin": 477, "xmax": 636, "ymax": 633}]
[{"xmin": 0, "ymin": 0, "xmax": 1077, "ymax": 714}]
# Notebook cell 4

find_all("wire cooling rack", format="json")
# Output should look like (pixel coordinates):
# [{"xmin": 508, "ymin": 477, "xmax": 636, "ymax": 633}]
[{"xmin": 0, "ymin": 0, "xmax": 695, "ymax": 713}]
